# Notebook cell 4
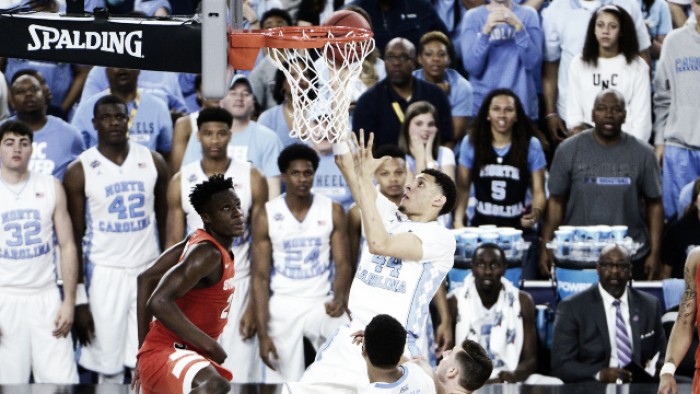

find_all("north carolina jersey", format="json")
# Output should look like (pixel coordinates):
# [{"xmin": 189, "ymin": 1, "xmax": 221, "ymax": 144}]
[
  {"xmin": 266, "ymin": 194, "xmax": 334, "ymax": 298},
  {"xmin": 349, "ymin": 194, "xmax": 455, "ymax": 355},
  {"xmin": 0, "ymin": 172, "xmax": 57, "ymax": 290},
  {"xmin": 180, "ymin": 159, "xmax": 253, "ymax": 278},
  {"xmin": 362, "ymin": 363, "xmax": 436, "ymax": 394},
  {"xmin": 79, "ymin": 143, "xmax": 160, "ymax": 267}
]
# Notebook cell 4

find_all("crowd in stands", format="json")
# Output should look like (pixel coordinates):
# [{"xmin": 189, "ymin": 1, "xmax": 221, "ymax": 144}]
[{"xmin": 1, "ymin": 0, "xmax": 700, "ymax": 389}]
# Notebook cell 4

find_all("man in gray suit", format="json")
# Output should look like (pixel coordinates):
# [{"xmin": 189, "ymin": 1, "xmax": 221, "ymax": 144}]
[{"xmin": 551, "ymin": 244, "xmax": 667, "ymax": 383}]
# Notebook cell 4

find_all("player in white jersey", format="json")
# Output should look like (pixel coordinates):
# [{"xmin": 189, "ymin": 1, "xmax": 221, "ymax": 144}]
[
  {"xmin": 0, "ymin": 121, "xmax": 79, "ymax": 384},
  {"xmin": 358, "ymin": 314, "xmax": 437, "ymax": 394},
  {"xmin": 165, "ymin": 107, "xmax": 268, "ymax": 394},
  {"xmin": 252, "ymin": 143, "xmax": 352, "ymax": 391},
  {"xmin": 283, "ymin": 132, "xmax": 457, "ymax": 394},
  {"xmin": 63, "ymin": 95, "xmax": 170, "ymax": 383}
]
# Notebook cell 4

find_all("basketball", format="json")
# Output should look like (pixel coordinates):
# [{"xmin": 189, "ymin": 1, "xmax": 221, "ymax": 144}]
[{"xmin": 321, "ymin": 10, "xmax": 372, "ymax": 65}]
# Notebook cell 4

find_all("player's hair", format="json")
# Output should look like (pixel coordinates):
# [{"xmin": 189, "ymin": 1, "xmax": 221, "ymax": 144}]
[
  {"xmin": 373, "ymin": 145, "xmax": 406, "ymax": 160},
  {"xmin": 582, "ymin": 5, "xmax": 639, "ymax": 66},
  {"xmin": 420, "ymin": 168, "xmax": 456, "ymax": 216},
  {"xmin": 93, "ymin": 94, "xmax": 128, "ymax": 118},
  {"xmin": 471, "ymin": 242, "xmax": 506, "ymax": 263},
  {"xmin": 197, "ymin": 107, "xmax": 233, "ymax": 128},
  {"xmin": 364, "ymin": 314, "xmax": 406, "ymax": 368},
  {"xmin": 277, "ymin": 143, "xmax": 320, "ymax": 173},
  {"xmin": 471, "ymin": 88, "xmax": 544, "ymax": 171},
  {"xmin": 418, "ymin": 30, "xmax": 456, "ymax": 65},
  {"xmin": 455, "ymin": 339, "xmax": 493, "ymax": 391},
  {"xmin": 398, "ymin": 101, "xmax": 441, "ymax": 160},
  {"xmin": 0, "ymin": 120, "xmax": 33, "ymax": 143},
  {"xmin": 189, "ymin": 174, "xmax": 234, "ymax": 215},
  {"xmin": 260, "ymin": 8, "xmax": 293, "ymax": 27},
  {"xmin": 10, "ymin": 69, "xmax": 45, "ymax": 85}
]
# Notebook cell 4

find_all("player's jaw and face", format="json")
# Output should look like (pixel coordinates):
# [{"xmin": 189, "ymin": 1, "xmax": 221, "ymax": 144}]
[
  {"xmin": 436, "ymin": 344, "xmax": 464, "ymax": 382},
  {"xmin": 472, "ymin": 247, "xmax": 506, "ymax": 293},
  {"xmin": 202, "ymin": 188, "xmax": 245, "ymax": 238},
  {"xmin": 399, "ymin": 173, "xmax": 444, "ymax": 217},
  {"xmin": 375, "ymin": 157, "xmax": 407, "ymax": 200},
  {"xmin": 282, "ymin": 159, "xmax": 315, "ymax": 199},
  {"xmin": 93, "ymin": 103, "xmax": 130, "ymax": 146},
  {"xmin": 221, "ymin": 83, "xmax": 255, "ymax": 120},
  {"xmin": 10, "ymin": 75, "xmax": 46, "ymax": 116},
  {"xmin": 0, "ymin": 132, "xmax": 33, "ymax": 173},
  {"xmin": 198, "ymin": 121, "xmax": 232, "ymax": 160}
]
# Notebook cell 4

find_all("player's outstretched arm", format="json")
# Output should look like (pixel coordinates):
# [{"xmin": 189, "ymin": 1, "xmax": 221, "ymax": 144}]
[
  {"xmin": 658, "ymin": 248, "xmax": 700, "ymax": 394},
  {"xmin": 152, "ymin": 151, "xmax": 171, "ymax": 252},
  {"xmin": 165, "ymin": 172, "xmax": 186, "ymax": 249},
  {"xmin": 137, "ymin": 238, "xmax": 187, "ymax": 347},
  {"xmin": 353, "ymin": 131, "xmax": 423, "ymax": 262},
  {"xmin": 63, "ymin": 160, "xmax": 94, "ymax": 346},
  {"xmin": 147, "ymin": 243, "xmax": 227, "ymax": 363}
]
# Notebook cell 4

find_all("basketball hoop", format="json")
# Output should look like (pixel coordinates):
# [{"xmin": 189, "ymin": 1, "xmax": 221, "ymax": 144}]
[{"xmin": 228, "ymin": 26, "xmax": 375, "ymax": 143}]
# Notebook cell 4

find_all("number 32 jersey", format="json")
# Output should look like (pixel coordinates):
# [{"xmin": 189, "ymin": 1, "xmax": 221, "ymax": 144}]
[
  {"xmin": 79, "ymin": 143, "xmax": 160, "ymax": 268},
  {"xmin": 0, "ymin": 172, "xmax": 57, "ymax": 290}
]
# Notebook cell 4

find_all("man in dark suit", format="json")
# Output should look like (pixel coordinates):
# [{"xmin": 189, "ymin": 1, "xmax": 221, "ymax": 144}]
[{"xmin": 551, "ymin": 244, "xmax": 667, "ymax": 383}]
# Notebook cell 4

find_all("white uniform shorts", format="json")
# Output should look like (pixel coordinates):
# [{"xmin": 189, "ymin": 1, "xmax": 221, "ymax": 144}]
[
  {"xmin": 283, "ymin": 322, "xmax": 368, "ymax": 394},
  {"xmin": 262, "ymin": 294, "xmax": 349, "ymax": 384},
  {"xmin": 218, "ymin": 275, "xmax": 263, "ymax": 384},
  {"xmin": 0, "ymin": 286, "xmax": 78, "ymax": 384},
  {"xmin": 79, "ymin": 262, "xmax": 151, "ymax": 374}
]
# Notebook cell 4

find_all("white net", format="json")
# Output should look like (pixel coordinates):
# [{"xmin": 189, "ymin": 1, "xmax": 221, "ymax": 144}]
[{"xmin": 266, "ymin": 29, "xmax": 375, "ymax": 143}]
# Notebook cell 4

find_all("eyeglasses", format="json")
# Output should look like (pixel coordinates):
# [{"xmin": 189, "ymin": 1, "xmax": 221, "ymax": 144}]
[
  {"xmin": 598, "ymin": 262, "xmax": 631, "ymax": 271},
  {"xmin": 385, "ymin": 55, "xmax": 414, "ymax": 64},
  {"xmin": 473, "ymin": 262, "xmax": 504, "ymax": 270}
]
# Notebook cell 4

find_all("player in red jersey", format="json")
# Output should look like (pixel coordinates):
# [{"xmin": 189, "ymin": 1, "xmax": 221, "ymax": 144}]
[{"xmin": 134, "ymin": 174, "xmax": 244, "ymax": 394}]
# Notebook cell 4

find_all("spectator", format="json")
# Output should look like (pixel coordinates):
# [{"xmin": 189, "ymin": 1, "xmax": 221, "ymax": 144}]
[
  {"xmin": 345, "ymin": 0, "xmax": 449, "ymax": 53},
  {"xmin": 448, "ymin": 244, "xmax": 538, "ymax": 383},
  {"xmin": 181, "ymin": 75, "xmax": 282, "ymax": 198},
  {"xmin": 398, "ymin": 101, "xmax": 456, "ymax": 183},
  {"xmin": 178, "ymin": 73, "xmax": 200, "ymax": 113},
  {"xmin": 164, "ymin": 107, "xmax": 269, "ymax": 391},
  {"xmin": 4, "ymin": 59, "xmax": 90, "ymax": 116},
  {"xmin": 310, "ymin": 137, "xmax": 353, "ymax": 210},
  {"xmin": 296, "ymin": 0, "xmax": 343, "ymax": 25},
  {"xmin": 454, "ymin": 89, "xmax": 546, "ymax": 231},
  {"xmin": 251, "ymin": 144, "xmax": 351, "ymax": 389},
  {"xmin": 676, "ymin": 178, "xmax": 698, "ymax": 219},
  {"xmin": 551, "ymin": 244, "xmax": 667, "ymax": 383},
  {"xmin": 539, "ymin": 89, "xmax": 663, "ymax": 281},
  {"xmin": 660, "ymin": 178, "xmax": 700, "ymax": 279},
  {"xmin": 353, "ymin": 38, "xmax": 454, "ymax": 147},
  {"xmin": 7, "ymin": 73, "xmax": 85, "ymax": 180},
  {"xmin": 170, "ymin": 75, "xmax": 221, "ymax": 172},
  {"xmin": 413, "ymin": 31, "xmax": 473, "ymax": 141},
  {"xmin": 458, "ymin": 0, "xmax": 543, "ymax": 121},
  {"xmin": 10, "ymin": 69, "xmax": 69, "ymax": 120},
  {"xmin": 81, "ymin": 66, "xmax": 187, "ymax": 116},
  {"xmin": 0, "ymin": 121, "xmax": 79, "ymax": 384},
  {"xmin": 639, "ymin": 0, "xmax": 672, "ymax": 61},
  {"xmin": 0, "ymin": 70, "xmax": 8, "ymax": 120},
  {"xmin": 63, "ymin": 95, "xmax": 169, "ymax": 384},
  {"xmin": 653, "ymin": 3, "xmax": 700, "ymax": 220},
  {"xmin": 541, "ymin": 0, "xmax": 651, "ymax": 140},
  {"xmin": 71, "ymin": 68, "xmax": 174, "ymax": 161},
  {"xmin": 249, "ymin": 8, "xmax": 295, "ymax": 112},
  {"xmin": 431, "ymin": 0, "xmax": 468, "ymax": 40},
  {"xmin": 257, "ymin": 60, "xmax": 308, "ymax": 148},
  {"xmin": 566, "ymin": 5, "xmax": 651, "ymax": 141},
  {"xmin": 667, "ymin": 0, "xmax": 691, "ymax": 27}
]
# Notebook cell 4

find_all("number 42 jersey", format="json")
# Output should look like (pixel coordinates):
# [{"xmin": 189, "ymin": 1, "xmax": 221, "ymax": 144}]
[{"xmin": 79, "ymin": 143, "xmax": 160, "ymax": 268}]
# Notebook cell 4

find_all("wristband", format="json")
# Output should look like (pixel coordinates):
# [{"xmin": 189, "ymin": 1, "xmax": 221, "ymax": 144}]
[
  {"xmin": 545, "ymin": 112, "xmax": 559, "ymax": 119},
  {"xmin": 660, "ymin": 362, "xmax": 676, "ymax": 376},
  {"xmin": 75, "ymin": 283, "xmax": 88, "ymax": 305},
  {"xmin": 332, "ymin": 141, "xmax": 350, "ymax": 155}
]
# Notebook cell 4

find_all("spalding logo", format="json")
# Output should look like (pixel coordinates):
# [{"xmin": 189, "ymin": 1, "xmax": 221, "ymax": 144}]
[{"xmin": 27, "ymin": 24, "xmax": 143, "ymax": 58}]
